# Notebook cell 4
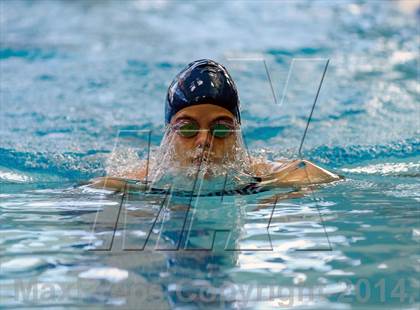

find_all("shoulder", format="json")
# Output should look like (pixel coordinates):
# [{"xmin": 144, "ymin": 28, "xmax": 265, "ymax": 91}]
[
  {"xmin": 124, "ymin": 167, "xmax": 148, "ymax": 180},
  {"xmin": 250, "ymin": 158, "xmax": 290, "ymax": 176},
  {"xmin": 111, "ymin": 159, "xmax": 150, "ymax": 180}
]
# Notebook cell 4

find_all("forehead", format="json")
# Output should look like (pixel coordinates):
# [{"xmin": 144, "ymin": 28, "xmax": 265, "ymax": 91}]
[{"xmin": 172, "ymin": 104, "xmax": 235, "ymax": 122}]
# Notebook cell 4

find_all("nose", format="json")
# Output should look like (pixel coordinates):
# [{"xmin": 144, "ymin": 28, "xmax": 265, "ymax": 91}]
[{"xmin": 194, "ymin": 130, "xmax": 211, "ymax": 149}]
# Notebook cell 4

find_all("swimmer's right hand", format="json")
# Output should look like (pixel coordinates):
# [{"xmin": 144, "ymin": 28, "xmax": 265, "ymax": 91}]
[
  {"xmin": 89, "ymin": 176, "xmax": 149, "ymax": 192},
  {"xmin": 89, "ymin": 177, "xmax": 129, "ymax": 192}
]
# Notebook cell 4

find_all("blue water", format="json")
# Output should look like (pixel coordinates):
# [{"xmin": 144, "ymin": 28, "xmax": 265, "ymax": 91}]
[{"xmin": 1, "ymin": 1, "xmax": 419, "ymax": 309}]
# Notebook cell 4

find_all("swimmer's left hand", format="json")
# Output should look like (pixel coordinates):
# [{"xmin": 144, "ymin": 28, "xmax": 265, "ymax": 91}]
[{"xmin": 260, "ymin": 159, "xmax": 341, "ymax": 186}]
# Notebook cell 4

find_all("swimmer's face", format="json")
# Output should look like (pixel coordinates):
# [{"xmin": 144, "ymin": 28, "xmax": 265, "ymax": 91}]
[{"xmin": 168, "ymin": 104, "xmax": 239, "ymax": 168}]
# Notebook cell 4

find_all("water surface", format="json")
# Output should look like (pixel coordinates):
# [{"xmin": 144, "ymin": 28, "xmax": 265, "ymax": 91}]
[{"xmin": 1, "ymin": 1, "xmax": 419, "ymax": 309}]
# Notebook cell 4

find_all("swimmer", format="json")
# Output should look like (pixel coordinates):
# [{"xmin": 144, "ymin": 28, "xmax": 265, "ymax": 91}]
[{"xmin": 92, "ymin": 59, "xmax": 341, "ymax": 191}]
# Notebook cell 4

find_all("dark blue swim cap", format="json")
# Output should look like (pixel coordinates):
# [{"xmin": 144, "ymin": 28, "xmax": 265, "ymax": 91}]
[{"xmin": 165, "ymin": 59, "xmax": 241, "ymax": 124}]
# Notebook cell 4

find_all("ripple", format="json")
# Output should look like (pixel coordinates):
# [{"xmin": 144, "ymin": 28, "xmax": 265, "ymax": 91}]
[
  {"xmin": 307, "ymin": 137, "xmax": 419, "ymax": 166},
  {"xmin": 78, "ymin": 267, "xmax": 129, "ymax": 283},
  {"xmin": 342, "ymin": 161, "xmax": 420, "ymax": 176},
  {"xmin": 1, "ymin": 257, "xmax": 45, "ymax": 273},
  {"xmin": 0, "ymin": 169, "xmax": 32, "ymax": 183}
]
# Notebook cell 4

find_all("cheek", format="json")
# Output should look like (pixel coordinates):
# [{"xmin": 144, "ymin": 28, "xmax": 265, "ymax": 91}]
[
  {"xmin": 212, "ymin": 137, "xmax": 236, "ymax": 156},
  {"xmin": 173, "ymin": 136, "xmax": 194, "ymax": 154}
]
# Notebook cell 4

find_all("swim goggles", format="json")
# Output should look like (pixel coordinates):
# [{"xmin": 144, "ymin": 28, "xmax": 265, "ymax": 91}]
[{"xmin": 171, "ymin": 119, "xmax": 235, "ymax": 139}]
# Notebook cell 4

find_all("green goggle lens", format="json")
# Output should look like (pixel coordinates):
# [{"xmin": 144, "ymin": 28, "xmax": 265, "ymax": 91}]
[
  {"xmin": 178, "ymin": 122, "xmax": 199, "ymax": 138},
  {"xmin": 211, "ymin": 123, "xmax": 232, "ymax": 138},
  {"xmin": 174, "ymin": 121, "xmax": 234, "ymax": 138}
]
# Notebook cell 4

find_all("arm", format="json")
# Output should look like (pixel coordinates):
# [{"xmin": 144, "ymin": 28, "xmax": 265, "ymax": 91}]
[
  {"xmin": 89, "ymin": 166, "xmax": 148, "ymax": 192},
  {"xmin": 260, "ymin": 159, "xmax": 341, "ymax": 187},
  {"xmin": 89, "ymin": 176, "xmax": 128, "ymax": 192}
]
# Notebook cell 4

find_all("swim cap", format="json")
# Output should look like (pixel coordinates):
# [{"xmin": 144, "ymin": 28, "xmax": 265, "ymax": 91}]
[{"xmin": 165, "ymin": 59, "xmax": 241, "ymax": 124}]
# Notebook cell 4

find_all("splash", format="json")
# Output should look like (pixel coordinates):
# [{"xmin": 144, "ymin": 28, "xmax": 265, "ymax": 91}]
[
  {"xmin": 105, "ymin": 147, "xmax": 144, "ymax": 177},
  {"xmin": 145, "ymin": 127, "xmax": 257, "ymax": 192}
]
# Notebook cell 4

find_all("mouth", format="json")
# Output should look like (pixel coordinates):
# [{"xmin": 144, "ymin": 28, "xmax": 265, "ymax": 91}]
[
  {"xmin": 192, "ymin": 156, "xmax": 225, "ymax": 167},
  {"xmin": 192, "ymin": 155, "xmax": 210, "ymax": 166}
]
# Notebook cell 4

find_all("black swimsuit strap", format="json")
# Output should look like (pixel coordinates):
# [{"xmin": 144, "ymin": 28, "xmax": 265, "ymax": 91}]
[{"xmin": 135, "ymin": 181, "xmax": 267, "ymax": 197}]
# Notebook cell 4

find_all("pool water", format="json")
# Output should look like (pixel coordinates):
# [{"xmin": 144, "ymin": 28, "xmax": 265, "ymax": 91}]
[{"xmin": 1, "ymin": 1, "xmax": 419, "ymax": 309}]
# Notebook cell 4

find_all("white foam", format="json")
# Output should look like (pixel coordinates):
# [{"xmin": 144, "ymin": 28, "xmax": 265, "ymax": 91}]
[
  {"xmin": 342, "ymin": 162, "xmax": 420, "ymax": 175},
  {"xmin": 1, "ymin": 257, "xmax": 44, "ymax": 272},
  {"xmin": 78, "ymin": 267, "xmax": 129, "ymax": 283},
  {"xmin": 0, "ymin": 170, "xmax": 32, "ymax": 182}
]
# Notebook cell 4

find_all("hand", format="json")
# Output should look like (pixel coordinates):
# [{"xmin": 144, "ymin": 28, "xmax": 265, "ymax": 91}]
[{"xmin": 261, "ymin": 159, "xmax": 341, "ymax": 186}]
